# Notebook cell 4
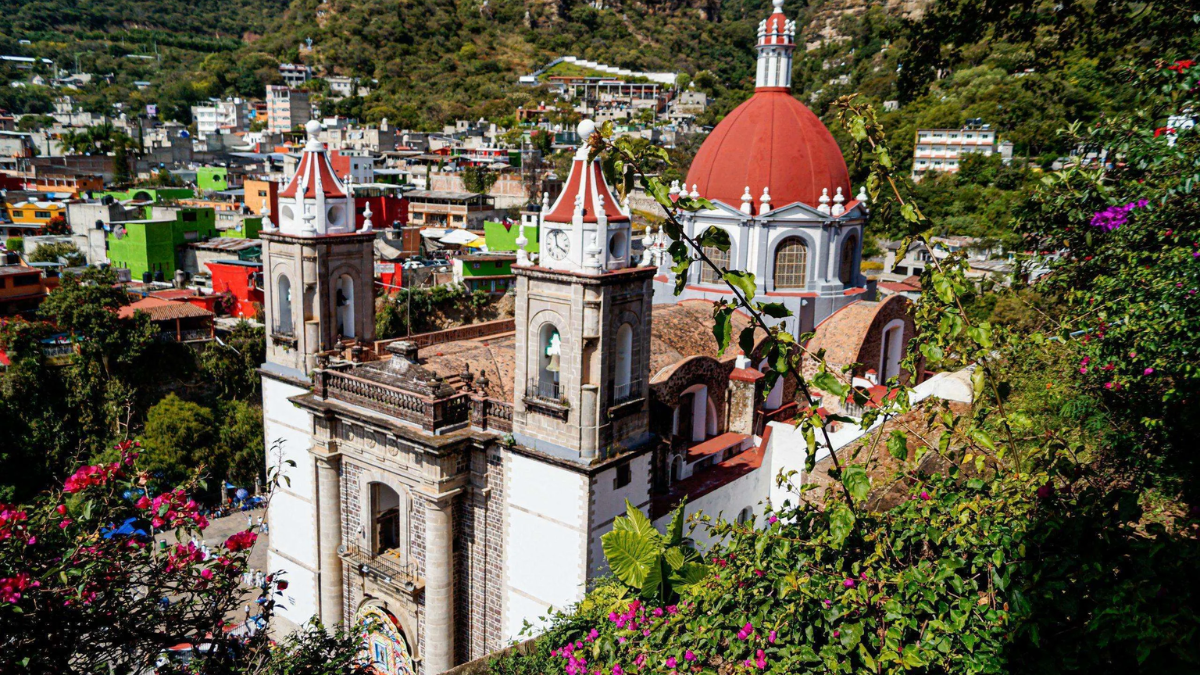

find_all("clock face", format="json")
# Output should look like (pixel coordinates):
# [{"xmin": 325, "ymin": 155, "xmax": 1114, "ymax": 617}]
[{"xmin": 546, "ymin": 229, "xmax": 570, "ymax": 260}]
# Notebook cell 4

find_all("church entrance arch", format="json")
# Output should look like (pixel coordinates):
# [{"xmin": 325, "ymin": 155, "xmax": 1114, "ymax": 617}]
[{"xmin": 354, "ymin": 604, "xmax": 416, "ymax": 675}]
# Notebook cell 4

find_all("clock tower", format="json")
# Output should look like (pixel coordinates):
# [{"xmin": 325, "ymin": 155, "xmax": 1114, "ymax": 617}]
[{"xmin": 512, "ymin": 119, "xmax": 655, "ymax": 462}]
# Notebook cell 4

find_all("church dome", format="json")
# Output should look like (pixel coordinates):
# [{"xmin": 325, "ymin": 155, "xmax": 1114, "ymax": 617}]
[{"xmin": 684, "ymin": 91, "xmax": 850, "ymax": 213}]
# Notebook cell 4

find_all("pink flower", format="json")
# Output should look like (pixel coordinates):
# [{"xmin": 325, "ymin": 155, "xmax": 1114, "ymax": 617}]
[
  {"xmin": 666, "ymin": 605, "xmax": 677, "ymax": 614},
  {"xmin": 612, "ymin": 665, "xmax": 623, "ymax": 675},
  {"xmin": 634, "ymin": 654, "xmax": 645, "ymax": 667},
  {"xmin": 135, "ymin": 496, "xmax": 152, "ymax": 509},
  {"xmin": 737, "ymin": 621, "xmax": 754, "ymax": 640},
  {"xmin": 755, "ymin": 649, "xmax": 766, "ymax": 670},
  {"xmin": 834, "ymin": 630, "xmax": 841, "ymax": 638},
  {"xmin": 587, "ymin": 629, "xmax": 599, "ymax": 641},
  {"xmin": 665, "ymin": 657, "xmax": 677, "ymax": 669},
  {"xmin": 55, "ymin": 504, "xmax": 67, "ymax": 516},
  {"xmin": 919, "ymin": 491, "xmax": 930, "ymax": 500},
  {"xmin": 843, "ymin": 578, "xmax": 855, "ymax": 587},
  {"xmin": 768, "ymin": 630, "xmax": 776, "ymax": 643},
  {"xmin": 1079, "ymin": 367, "xmax": 1087, "ymax": 374},
  {"xmin": 768, "ymin": 515, "xmax": 778, "ymax": 524},
  {"xmin": 1144, "ymin": 367, "xmax": 1155, "ymax": 376},
  {"xmin": 617, "ymin": 636, "xmax": 626, "ymax": 644},
  {"xmin": 684, "ymin": 650, "xmax": 697, "ymax": 662},
  {"xmin": 224, "ymin": 530, "xmax": 257, "ymax": 552},
  {"xmin": 200, "ymin": 568, "xmax": 214, "ymax": 580},
  {"xmin": 59, "ymin": 519, "xmax": 72, "ymax": 529},
  {"xmin": 754, "ymin": 569, "xmax": 764, "ymax": 577},
  {"xmin": 653, "ymin": 607, "xmax": 663, "ymax": 617}
]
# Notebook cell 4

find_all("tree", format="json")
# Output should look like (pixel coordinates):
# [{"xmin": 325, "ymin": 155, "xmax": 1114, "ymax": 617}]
[
  {"xmin": 140, "ymin": 394, "xmax": 216, "ymax": 486},
  {"xmin": 215, "ymin": 400, "xmax": 265, "ymax": 489},
  {"xmin": 199, "ymin": 322, "xmax": 266, "ymax": 401},
  {"xmin": 461, "ymin": 164, "xmax": 498, "ymax": 195},
  {"xmin": 28, "ymin": 240, "xmax": 84, "ymax": 265},
  {"xmin": 0, "ymin": 441, "xmax": 369, "ymax": 674}
]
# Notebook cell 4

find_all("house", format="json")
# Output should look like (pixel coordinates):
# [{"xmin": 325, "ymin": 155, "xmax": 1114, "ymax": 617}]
[
  {"xmin": 5, "ymin": 200, "xmax": 67, "ymax": 232},
  {"xmin": 118, "ymin": 296, "xmax": 214, "ymax": 343},
  {"xmin": 452, "ymin": 253, "xmax": 516, "ymax": 293},
  {"xmin": 405, "ymin": 190, "xmax": 502, "ymax": 229},
  {"xmin": 106, "ymin": 206, "xmax": 218, "ymax": 280},
  {"xmin": 206, "ymin": 259, "xmax": 263, "ymax": 320},
  {"xmin": 0, "ymin": 252, "xmax": 52, "ymax": 316},
  {"xmin": 243, "ymin": 179, "xmax": 279, "ymax": 221},
  {"xmin": 181, "ymin": 237, "xmax": 260, "ymax": 275}
]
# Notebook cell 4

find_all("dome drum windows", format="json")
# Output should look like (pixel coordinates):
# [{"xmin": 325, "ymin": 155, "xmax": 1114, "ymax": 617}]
[{"xmin": 772, "ymin": 237, "xmax": 808, "ymax": 290}]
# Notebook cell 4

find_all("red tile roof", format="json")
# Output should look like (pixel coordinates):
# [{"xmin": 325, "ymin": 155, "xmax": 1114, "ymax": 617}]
[{"xmin": 118, "ymin": 297, "xmax": 213, "ymax": 322}]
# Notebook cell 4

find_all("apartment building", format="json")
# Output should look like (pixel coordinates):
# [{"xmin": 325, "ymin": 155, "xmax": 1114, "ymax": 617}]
[
  {"xmin": 266, "ymin": 86, "xmax": 312, "ymax": 134},
  {"xmin": 192, "ymin": 99, "xmax": 250, "ymax": 138},
  {"xmin": 911, "ymin": 126, "xmax": 997, "ymax": 181}
]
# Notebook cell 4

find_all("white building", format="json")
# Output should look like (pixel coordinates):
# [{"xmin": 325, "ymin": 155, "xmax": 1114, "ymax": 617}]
[
  {"xmin": 279, "ymin": 63, "xmax": 313, "ymax": 88},
  {"xmin": 911, "ymin": 126, "xmax": 997, "ymax": 180},
  {"xmin": 326, "ymin": 75, "xmax": 372, "ymax": 100},
  {"xmin": 192, "ymin": 99, "xmax": 250, "ymax": 138}
]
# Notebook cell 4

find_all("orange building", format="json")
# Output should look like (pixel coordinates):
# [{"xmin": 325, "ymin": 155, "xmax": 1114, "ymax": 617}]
[
  {"xmin": 32, "ymin": 174, "xmax": 103, "ymax": 196},
  {"xmin": 0, "ymin": 256, "xmax": 52, "ymax": 316},
  {"xmin": 243, "ymin": 179, "xmax": 279, "ymax": 219}
]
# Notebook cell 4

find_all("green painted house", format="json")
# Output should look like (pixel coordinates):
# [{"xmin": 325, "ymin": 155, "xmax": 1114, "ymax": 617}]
[
  {"xmin": 106, "ymin": 206, "xmax": 218, "ymax": 279},
  {"xmin": 483, "ymin": 218, "xmax": 538, "ymax": 253},
  {"xmin": 454, "ymin": 253, "xmax": 517, "ymax": 294},
  {"xmin": 196, "ymin": 167, "xmax": 230, "ymax": 192}
]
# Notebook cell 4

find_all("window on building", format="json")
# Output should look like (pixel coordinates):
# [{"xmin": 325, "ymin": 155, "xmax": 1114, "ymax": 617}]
[
  {"xmin": 839, "ymin": 234, "xmax": 857, "ymax": 286},
  {"xmin": 615, "ymin": 323, "xmax": 634, "ymax": 401},
  {"xmin": 182, "ymin": 211, "xmax": 197, "ymax": 222},
  {"xmin": 13, "ymin": 274, "xmax": 38, "ymax": 287},
  {"xmin": 276, "ymin": 275, "xmax": 293, "ymax": 335},
  {"xmin": 773, "ymin": 237, "xmax": 807, "ymax": 289},
  {"xmin": 700, "ymin": 244, "xmax": 729, "ymax": 284},
  {"xmin": 613, "ymin": 462, "xmax": 631, "ymax": 489},
  {"xmin": 0, "ymin": 278, "xmax": 7, "ymax": 288},
  {"xmin": 35, "ymin": 211, "xmax": 51, "ymax": 219},
  {"xmin": 736, "ymin": 506, "xmax": 754, "ymax": 525},
  {"xmin": 336, "ymin": 274, "xmax": 356, "ymax": 338}
]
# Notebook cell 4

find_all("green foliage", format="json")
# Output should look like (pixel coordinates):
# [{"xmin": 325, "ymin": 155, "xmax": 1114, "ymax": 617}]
[
  {"xmin": 141, "ymin": 393, "xmax": 216, "ymax": 485},
  {"xmin": 199, "ymin": 322, "xmax": 266, "ymax": 401},
  {"xmin": 462, "ymin": 164, "xmax": 498, "ymax": 195},
  {"xmin": 4, "ymin": 237, "xmax": 23, "ymax": 253},
  {"xmin": 28, "ymin": 241, "xmax": 84, "ymax": 265},
  {"xmin": 600, "ymin": 500, "xmax": 706, "ymax": 603}
]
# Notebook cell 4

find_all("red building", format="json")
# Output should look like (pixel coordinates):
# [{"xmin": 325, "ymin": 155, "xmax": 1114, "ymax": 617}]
[
  {"xmin": 351, "ymin": 185, "xmax": 409, "ymax": 231},
  {"xmin": 206, "ymin": 260, "xmax": 264, "ymax": 320}
]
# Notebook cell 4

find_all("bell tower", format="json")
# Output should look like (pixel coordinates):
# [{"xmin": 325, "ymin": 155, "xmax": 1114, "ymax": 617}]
[
  {"xmin": 260, "ymin": 119, "xmax": 377, "ymax": 376},
  {"xmin": 512, "ymin": 120, "xmax": 655, "ymax": 462}
]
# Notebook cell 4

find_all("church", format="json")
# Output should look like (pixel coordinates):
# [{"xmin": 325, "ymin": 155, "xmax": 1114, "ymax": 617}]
[{"xmin": 258, "ymin": 2, "xmax": 921, "ymax": 673}]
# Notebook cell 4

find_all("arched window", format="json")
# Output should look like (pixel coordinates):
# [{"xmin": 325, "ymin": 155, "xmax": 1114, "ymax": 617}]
[
  {"xmin": 534, "ymin": 324, "xmax": 562, "ymax": 400},
  {"xmin": 370, "ymin": 483, "xmax": 402, "ymax": 555},
  {"xmin": 276, "ymin": 276, "xmax": 293, "ymax": 335},
  {"xmin": 773, "ymin": 237, "xmax": 807, "ymax": 289},
  {"xmin": 736, "ymin": 506, "xmax": 754, "ymax": 525},
  {"xmin": 700, "ymin": 245, "xmax": 730, "ymax": 284},
  {"xmin": 879, "ymin": 319, "xmax": 905, "ymax": 381},
  {"xmin": 615, "ymin": 323, "xmax": 634, "ymax": 401},
  {"xmin": 336, "ymin": 274, "xmax": 355, "ymax": 338},
  {"xmin": 839, "ymin": 234, "xmax": 858, "ymax": 286},
  {"xmin": 670, "ymin": 455, "xmax": 685, "ymax": 483}
]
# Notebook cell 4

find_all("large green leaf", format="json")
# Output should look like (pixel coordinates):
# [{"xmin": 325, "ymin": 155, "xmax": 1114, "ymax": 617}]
[
  {"xmin": 663, "ymin": 547, "xmax": 685, "ymax": 571},
  {"xmin": 601, "ymin": 529, "xmax": 662, "ymax": 591},
  {"xmin": 612, "ymin": 499, "xmax": 660, "ymax": 542},
  {"xmin": 664, "ymin": 498, "xmax": 687, "ymax": 546},
  {"xmin": 723, "ymin": 270, "xmax": 757, "ymax": 301},
  {"xmin": 812, "ymin": 371, "xmax": 849, "ymax": 398},
  {"xmin": 668, "ymin": 561, "xmax": 710, "ymax": 590}
]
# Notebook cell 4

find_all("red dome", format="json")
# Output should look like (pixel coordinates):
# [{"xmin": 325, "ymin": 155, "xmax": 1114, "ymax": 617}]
[{"xmin": 685, "ymin": 90, "xmax": 850, "ymax": 212}]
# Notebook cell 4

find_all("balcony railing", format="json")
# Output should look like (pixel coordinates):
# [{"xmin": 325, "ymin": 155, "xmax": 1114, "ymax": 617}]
[
  {"xmin": 319, "ymin": 369, "xmax": 471, "ymax": 433},
  {"xmin": 339, "ymin": 545, "xmax": 422, "ymax": 595},
  {"xmin": 470, "ymin": 397, "xmax": 513, "ymax": 433},
  {"xmin": 526, "ymin": 377, "xmax": 563, "ymax": 403},
  {"xmin": 613, "ymin": 379, "xmax": 644, "ymax": 405}
]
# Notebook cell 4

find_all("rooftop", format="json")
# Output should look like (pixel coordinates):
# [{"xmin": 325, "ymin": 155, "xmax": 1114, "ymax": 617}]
[{"xmin": 118, "ymin": 297, "xmax": 213, "ymax": 322}]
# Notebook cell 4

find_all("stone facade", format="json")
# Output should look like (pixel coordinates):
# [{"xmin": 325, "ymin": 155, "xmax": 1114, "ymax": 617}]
[
  {"xmin": 511, "ymin": 265, "xmax": 656, "ymax": 462},
  {"xmin": 262, "ymin": 231, "xmax": 377, "ymax": 376}
]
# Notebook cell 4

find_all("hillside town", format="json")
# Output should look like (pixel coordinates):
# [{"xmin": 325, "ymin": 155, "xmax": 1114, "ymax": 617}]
[{"xmin": 1, "ymin": 0, "xmax": 1197, "ymax": 673}]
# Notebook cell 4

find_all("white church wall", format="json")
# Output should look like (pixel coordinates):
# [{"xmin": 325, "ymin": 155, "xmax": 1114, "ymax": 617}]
[
  {"xmin": 261, "ymin": 375, "xmax": 320, "ymax": 631},
  {"xmin": 587, "ymin": 452, "xmax": 654, "ymax": 577},
  {"xmin": 651, "ymin": 448, "xmax": 769, "ymax": 551},
  {"xmin": 503, "ymin": 452, "xmax": 590, "ymax": 640}
]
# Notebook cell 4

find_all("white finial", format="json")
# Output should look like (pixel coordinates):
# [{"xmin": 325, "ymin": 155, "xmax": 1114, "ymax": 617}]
[
  {"xmin": 301, "ymin": 211, "xmax": 317, "ymax": 236},
  {"xmin": 832, "ymin": 187, "xmax": 845, "ymax": 216},
  {"xmin": 760, "ymin": 186, "xmax": 771, "ymax": 211},
  {"xmin": 541, "ymin": 191, "xmax": 550, "ymax": 211},
  {"xmin": 669, "ymin": 180, "xmax": 680, "ymax": 196},
  {"xmin": 304, "ymin": 119, "xmax": 322, "ymax": 150},
  {"xmin": 740, "ymin": 186, "xmax": 753, "ymax": 214},
  {"xmin": 690, "ymin": 183, "xmax": 699, "ymax": 199},
  {"xmin": 773, "ymin": 0, "xmax": 784, "ymax": 9},
  {"xmin": 515, "ymin": 219, "xmax": 529, "ymax": 265},
  {"xmin": 856, "ymin": 185, "xmax": 868, "ymax": 204},
  {"xmin": 260, "ymin": 205, "xmax": 275, "ymax": 232},
  {"xmin": 360, "ymin": 201, "xmax": 373, "ymax": 232},
  {"xmin": 818, "ymin": 188, "xmax": 831, "ymax": 214}
]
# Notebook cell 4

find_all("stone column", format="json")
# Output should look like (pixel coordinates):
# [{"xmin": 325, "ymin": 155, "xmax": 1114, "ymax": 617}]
[
  {"xmin": 314, "ymin": 452, "xmax": 344, "ymax": 628},
  {"xmin": 424, "ymin": 494, "xmax": 455, "ymax": 674}
]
